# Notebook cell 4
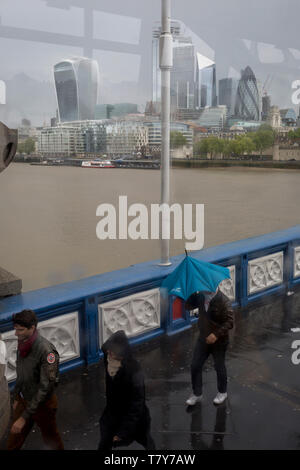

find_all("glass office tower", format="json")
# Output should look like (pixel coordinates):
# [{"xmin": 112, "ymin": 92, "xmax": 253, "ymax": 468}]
[
  {"xmin": 152, "ymin": 21, "xmax": 216, "ymax": 111},
  {"xmin": 54, "ymin": 57, "xmax": 99, "ymax": 122},
  {"xmin": 234, "ymin": 66, "xmax": 260, "ymax": 121},
  {"xmin": 171, "ymin": 42, "xmax": 196, "ymax": 109},
  {"xmin": 219, "ymin": 78, "xmax": 239, "ymax": 117},
  {"xmin": 196, "ymin": 53, "xmax": 217, "ymax": 108},
  {"xmin": 152, "ymin": 21, "xmax": 182, "ymax": 104}
]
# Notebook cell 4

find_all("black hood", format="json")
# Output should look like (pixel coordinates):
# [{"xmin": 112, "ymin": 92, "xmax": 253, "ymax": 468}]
[
  {"xmin": 185, "ymin": 292, "xmax": 205, "ymax": 311},
  {"xmin": 102, "ymin": 330, "xmax": 132, "ymax": 360}
]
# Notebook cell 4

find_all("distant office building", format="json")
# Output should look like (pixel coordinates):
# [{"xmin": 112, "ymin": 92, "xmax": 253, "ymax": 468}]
[
  {"xmin": 152, "ymin": 21, "xmax": 182, "ymax": 103},
  {"xmin": 50, "ymin": 117, "xmax": 57, "ymax": 127},
  {"xmin": 219, "ymin": 78, "xmax": 239, "ymax": 118},
  {"xmin": 38, "ymin": 120, "xmax": 107, "ymax": 156},
  {"xmin": 95, "ymin": 103, "xmax": 138, "ymax": 120},
  {"xmin": 280, "ymin": 108, "xmax": 297, "ymax": 127},
  {"xmin": 61, "ymin": 120, "xmax": 107, "ymax": 154},
  {"xmin": 197, "ymin": 106, "xmax": 227, "ymax": 131},
  {"xmin": 196, "ymin": 53, "xmax": 217, "ymax": 108},
  {"xmin": 152, "ymin": 20, "xmax": 216, "ymax": 110},
  {"xmin": 174, "ymin": 108, "xmax": 201, "ymax": 121},
  {"xmin": 144, "ymin": 121, "xmax": 193, "ymax": 148},
  {"xmin": 54, "ymin": 57, "xmax": 99, "ymax": 122},
  {"xmin": 227, "ymin": 119, "xmax": 262, "ymax": 131},
  {"xmin": 234, "ymin": 66, "xmax": 260, "ymax": 121},
  {"xmin": 171, "ymin": 42, "xmax": 196, "ymax": 109},
  {"xmin": 262, "ymin": 94, "xmax": 271, "ymax": 121},
  {"xmin": 106, "ymin": 121, "xmax": 148, "ymax": 155},
  {"xmin": 266, "ymin": 106, "xmax": 282, "ymax": 129},
  {"xmin": 37, "ymin": 126, "xmax": 84, "ymax": 156}
]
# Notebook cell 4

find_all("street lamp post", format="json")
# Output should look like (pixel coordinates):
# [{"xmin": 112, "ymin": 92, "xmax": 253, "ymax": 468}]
[{"xmin": 159, "ymin": 0, "xmax": 172, "ymax": 266}]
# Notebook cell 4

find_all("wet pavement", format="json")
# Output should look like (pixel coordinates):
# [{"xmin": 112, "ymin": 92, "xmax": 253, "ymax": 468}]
[{"xmin": 3, "ymin": 288, "xmax": 300, "ymax": 450}]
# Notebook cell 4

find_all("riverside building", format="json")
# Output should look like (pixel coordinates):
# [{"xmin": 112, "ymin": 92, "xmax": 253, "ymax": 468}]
[{"xmin": 105, "ymin": 121, "xmax": 148, "ymax": 156}]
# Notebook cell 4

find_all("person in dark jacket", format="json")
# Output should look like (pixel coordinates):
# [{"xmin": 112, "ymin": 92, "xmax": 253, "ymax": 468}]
[
  {"xmin": 98, "ymin": 330, "xmax": 155, "ymax": 451},
  {"xmin": 185, "ymin": 289, "xmax": 234, "ymax": 406},
  {"xmin": 6, "ymin": 309, "xmax": 64, "ymax": 450}
]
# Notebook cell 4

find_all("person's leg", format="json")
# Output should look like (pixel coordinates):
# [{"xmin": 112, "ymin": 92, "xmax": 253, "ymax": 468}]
[
  {"xmin": 6, "ymin": 399, "xmax": 34, "ymax": 450},
  {"xmin": 34, "ymin": 395, "xmax": 64, "ymax": 450},
  {"xmin": 191, "ymin": 339, "xmax": 210, "ymax": 396},
  {"xmin": 136, "ymin": 426, "xmax": 156, "ymax": 450},
  {"xmin": 211, "ymin": 342, "xmax": 228, "ymax": 394},
  {"xmin": 98, "ymin": 409, "xmax": 116, "ymax": 451},
  {"xmin": 136, "ymin": 433, "xmax": 156, "ymax": 450}
]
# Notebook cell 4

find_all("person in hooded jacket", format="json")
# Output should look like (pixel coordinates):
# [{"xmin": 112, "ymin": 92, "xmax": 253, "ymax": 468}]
[{"xmin": 98, "ymin": 330, "xmax": 155, "ymax": 451}]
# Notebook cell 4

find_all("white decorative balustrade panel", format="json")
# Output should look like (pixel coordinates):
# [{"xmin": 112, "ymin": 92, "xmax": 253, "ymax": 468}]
[
  {"xmin": 2, "ymin": 312, "xmax": 80, "ymax": 382},
  {"xmin": 248, "ymin": 252, "xmax": 284, "ymax": 295},
  {"xmin": 294, "ymin": 247, "xmax": 300, "ymax": 278},
  {"xmin": 219, "ymin": 266, "xmax": 236, "ymax": 301},
  {"xmin": 99, "ymin": 288, "xmax": 161, "ymax": 345}
]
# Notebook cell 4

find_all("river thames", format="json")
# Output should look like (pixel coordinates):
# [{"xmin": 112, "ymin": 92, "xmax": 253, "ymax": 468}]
[{"xmin": 0, "ymin": 163, "xmax": 299, "ymax": 292}]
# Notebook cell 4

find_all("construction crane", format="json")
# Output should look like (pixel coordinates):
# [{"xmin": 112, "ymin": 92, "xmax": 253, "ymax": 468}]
[{"xmin": 262, "ymin": 74, "xmax": 274, "ymax": 96}]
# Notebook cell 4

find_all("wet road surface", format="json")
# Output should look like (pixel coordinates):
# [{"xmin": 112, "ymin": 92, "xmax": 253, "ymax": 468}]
[{"xmin": 3, "ymin": 288, "xmax": 300, "ymax": 450}]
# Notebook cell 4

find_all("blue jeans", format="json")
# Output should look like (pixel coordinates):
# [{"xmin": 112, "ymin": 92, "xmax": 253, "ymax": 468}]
[{"xmin": 191, "ymin": 338, "xmax": 228, "ymax": 395}]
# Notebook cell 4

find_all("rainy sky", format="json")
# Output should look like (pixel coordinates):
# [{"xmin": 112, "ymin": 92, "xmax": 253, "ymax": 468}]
[{"xmin": 0, "ymin": 0, "xmax": 299, "ymax": 125}]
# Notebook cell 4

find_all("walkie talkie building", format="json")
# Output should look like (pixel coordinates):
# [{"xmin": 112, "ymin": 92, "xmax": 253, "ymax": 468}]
[
  {"xmin": 54, "ymin": 57, "xmax": 99, "ymax": 122},
  {"xmin": 234, "ymin": 66, "xmax": 260, "ymax": 121}
]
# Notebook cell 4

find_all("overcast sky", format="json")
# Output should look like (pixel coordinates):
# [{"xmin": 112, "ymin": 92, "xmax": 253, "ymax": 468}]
[{"xmin": 0, "ymin": 0, "xmax": 299, "ymax": 125}]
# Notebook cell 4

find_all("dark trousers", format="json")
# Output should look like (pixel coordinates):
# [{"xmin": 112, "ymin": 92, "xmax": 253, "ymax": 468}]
[
  {"xmin": 98, "ymin": 408, "xmax": 155, "ymax": 451},
  {"xmin": 6, "ymin": 394, "xmax": 64, "ymax": 450},
  {"xmin": 191, "ymin": 338, "xmax": 228, "ymax": 395}
]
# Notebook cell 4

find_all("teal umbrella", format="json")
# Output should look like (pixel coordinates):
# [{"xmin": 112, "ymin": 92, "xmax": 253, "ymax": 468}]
[{"xmin": 161, "ymin": 252, "xmax": 230, "ymax": 301}]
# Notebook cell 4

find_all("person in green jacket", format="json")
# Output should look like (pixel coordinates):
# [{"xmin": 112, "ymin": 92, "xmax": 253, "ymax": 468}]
[{"xmin": 6, "ymin": 309, "xmax": 64, "ymax": 450}]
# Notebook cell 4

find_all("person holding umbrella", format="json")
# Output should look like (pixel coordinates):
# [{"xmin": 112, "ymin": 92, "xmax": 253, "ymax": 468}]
[
  {"xmin": 185, "ymin": 288, "xmax": 234, "ymax": 406},
  {"xmin": 161, "ymin": 252, "xmax": 234, "ymax": 406}
]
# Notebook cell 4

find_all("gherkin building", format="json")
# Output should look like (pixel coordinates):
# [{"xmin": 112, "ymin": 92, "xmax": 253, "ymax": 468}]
[{"xmin": 234, "ymin": 66, "xmax": 260, "ymax": 121}]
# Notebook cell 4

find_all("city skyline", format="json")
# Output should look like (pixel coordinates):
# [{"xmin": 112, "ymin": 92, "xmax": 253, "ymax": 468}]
[{"xmin": 0, "ymin": 0, "xmax": 299, "ymax": 127}]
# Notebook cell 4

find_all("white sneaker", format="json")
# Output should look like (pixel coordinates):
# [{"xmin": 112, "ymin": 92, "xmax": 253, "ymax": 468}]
[
  {"xmin": 186, "ymin": 394, "xmax": 203, "ymax": 406},
  {"xmin": 213, "ymin": 392, "xmax": 227, "ymax": 405}
]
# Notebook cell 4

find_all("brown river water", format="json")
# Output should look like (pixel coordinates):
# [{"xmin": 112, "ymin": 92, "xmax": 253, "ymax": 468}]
[{"xmin": 0, "ymin": 163, "xmax": 299, "ymax": 292}]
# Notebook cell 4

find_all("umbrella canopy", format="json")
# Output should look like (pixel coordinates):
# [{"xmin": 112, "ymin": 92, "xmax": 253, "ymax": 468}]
[{"xmin": 161, "ymin": 254, "xmax": 230, "ymax": 301}]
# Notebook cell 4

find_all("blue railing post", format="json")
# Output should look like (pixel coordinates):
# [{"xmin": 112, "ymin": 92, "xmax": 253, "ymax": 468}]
[
  {"xmin": 83, "ymin": 297, "xmax": 100, "ymax": 364},
  {"xmin": 240, "ymin": 254, "xmax": 249, "ymax": 308}
]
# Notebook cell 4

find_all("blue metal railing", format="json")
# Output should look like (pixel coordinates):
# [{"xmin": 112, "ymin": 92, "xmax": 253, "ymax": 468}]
[{"xmin": 1, "ymin": 225, "xmax": 299, "ymax": 378}]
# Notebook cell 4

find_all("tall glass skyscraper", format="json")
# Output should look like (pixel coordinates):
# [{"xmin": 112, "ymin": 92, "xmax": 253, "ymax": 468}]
[
  {"xmin": 234, "ymin": 66, "xmax": 260, "ymax": 121},
  {"xmin": 54, "ymin": 57, "xmax": 99, "ymax": 122},
  {"xmin": 196, "ymin": 53, "xmax": 217, "ymax": 108},
  {"xmin": 171, "ymin": 42, "xmax": 196, "ymax": 109},
  {"xmin": 152, "ymin": 21, "xmax": 183, "ymax": 104},
  {"xmin": 152, "ymin": 21, "xmax": 216, "ymax": 110},
  {"xmin": 219, "ymin": 78, "xmax": 239, "ymax": 117}
]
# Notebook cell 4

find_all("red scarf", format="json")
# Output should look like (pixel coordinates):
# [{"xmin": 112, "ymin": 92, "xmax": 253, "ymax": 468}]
[{"xmin": 18, "ymin": 329, "xmax": 38, "ymax": 358}]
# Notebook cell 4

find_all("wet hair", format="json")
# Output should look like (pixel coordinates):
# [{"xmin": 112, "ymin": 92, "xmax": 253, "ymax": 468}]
[{"xmin": 12, "ymin": 310, "xmax": 38, "ymax": 329}]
